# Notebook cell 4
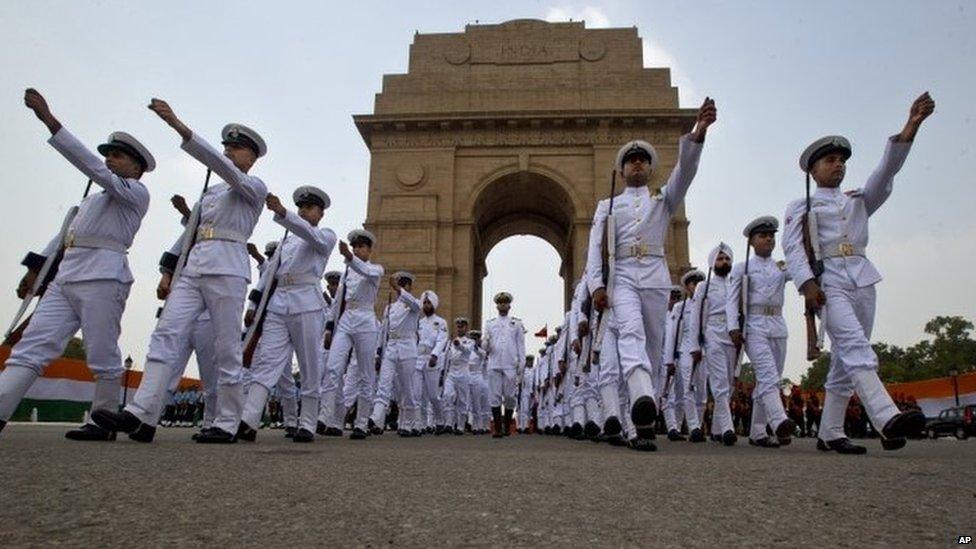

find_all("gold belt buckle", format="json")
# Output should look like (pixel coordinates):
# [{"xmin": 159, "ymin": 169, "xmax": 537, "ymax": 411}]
[
  {"xmin": 65, "ymin": 233, "xmax": 75, "ymax": 248},
  {"xmin": 839, "ymin": 242, "xmax": 854, "ymax": 256},
  {"xmin": 200, "ymin": 226, "xmax": 215, "ymax": 240},
  {"xmin": 631, "ymin": 243, "xmax": 648, "ymax": 258}
]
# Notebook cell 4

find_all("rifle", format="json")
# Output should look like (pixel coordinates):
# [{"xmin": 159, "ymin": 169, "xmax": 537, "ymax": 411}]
[
  {"xmin": 689, "ymin": 267, "xmax": 712, "ymax": 393},
  {"xmin": 170, "ymin": 169, "xmax": 212, "ymax": 291},
  {"xmin": 662, "ymin": 295, "xmax": 689, "ymax": 401},
  {"xmin": 5, "ymin": 179, "xmax": 92, "ymax": 341},
  {"xmin": 733, "ymin": 241, "xmax": 751, "ymax": 385},
  {"xmin": 801, "ymin": 172, "xmax": 825, "ymax": 361},
  {"xmin": 376, "ymin": 292, "xmax": 393, "ymax": 371},
  {"xmin": 590, "ymin": 169, "xmax": 618, "ymax": 368},
  {"xmin": 242, "ymin": 229, "xmax": 289, "ymax": 367}
]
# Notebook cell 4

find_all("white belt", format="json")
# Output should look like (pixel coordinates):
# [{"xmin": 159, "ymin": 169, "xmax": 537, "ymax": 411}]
[
  {"xmin": 388, "ymin": 333, "xmax": 415, "ymax": 341},
  {"xmin": 343, "ymin": 300, "xmax": 371, "ymax": 311},
  {"xmin": 616, "ymin": 242, "xmax": 665, "ymax": 259},
  {"xmin": 196, "ymin": 225, "xmax": 247, "ymax": 243},
  {"xmin": 275, "ymin": 273, "xmax": 319, "ymax": 286},
  {"xmin": 64, "ymin": 234, "xmax": 127, "ymax": 253},
  {"xmin": 821, "ymin": 242, "xmax": 866, "ymax": 258},
  {"xmin": 747, "ymin": 305, "xmax": 782, "ymax": 316}
]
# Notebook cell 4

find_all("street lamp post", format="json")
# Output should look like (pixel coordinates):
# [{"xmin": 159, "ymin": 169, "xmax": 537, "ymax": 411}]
[
  {"xmin": 123, "ymin": 356, "xmax": 133, "ymax": 410},
  {"xmin": 950, "ymin": 368, "xmax": 959, "ymax": 407}
]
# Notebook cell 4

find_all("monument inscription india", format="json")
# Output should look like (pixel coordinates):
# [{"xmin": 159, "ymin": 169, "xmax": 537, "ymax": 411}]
[{"xmin": 354, "ymin": 19, "xmax": 694, "ymax": 325}]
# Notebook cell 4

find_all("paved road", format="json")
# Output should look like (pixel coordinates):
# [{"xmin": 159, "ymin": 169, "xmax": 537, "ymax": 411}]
[{"xmin": 0, "ymin": 424, "xmax": 972, "ymax": 547}]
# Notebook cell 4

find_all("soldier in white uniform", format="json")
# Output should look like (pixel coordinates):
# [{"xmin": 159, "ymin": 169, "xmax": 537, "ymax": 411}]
[
  {"xmin": 316, "ymin": 270, "xmax": 343, "ymax": 436},
  {"xmin": 415, "ymin": 290, "xmax": 448, "ymax": 435},
  {"xmin": 237, "ymin": 187, "xmax": 336, "ymax": 443},
  {"xmin": 517, "ymin": 356, "xmax": 535, "ymax": 433},
  {"xmin": 370, "ymin": 272, "xmax": 422, "ymax": 437},
  {"xmin": 688, "ymin": 243, "xmax": 738, "ymax": 446},
  {"xmin": 319, "ymin": 230, "xmax": 384, "ymax": 440},
  {"xmin": 663, "ymin": 282, "xmax": 691, "ymax": 441},
  {"xmin": 93, "ymin": 99, "xmax": 267, "ymax": 443},
  {"xmin": 442, "ymin": 318, "xmax": 474, "ymax": 435},
  {"xmin": 727, "ymin": 217, "xmax": 795, "ymax": 448},
  {"xmin": 0, "ymin": 90, "xmax": 152, "ymax": 440},
  {"xmin": 568, "ymin": 280, "xmax": 602, "ymax": 440},
  {"xmin": 673, "ymin": 269, "xmax": 707, "ymax": 442},
  {"xmin": 467, "ymin": 330, "xmax": 490, "ymax": 435},
  {"xmin": 587, "ymin": 98, "xmax": 716, "ymax": 451},
  {"xmin": 783, "ymin": 93, "xmax": 934, "ymax": 453},
  {"xmin": 482, "ymin": 292, "xmax": 526, "ymax": 437}
]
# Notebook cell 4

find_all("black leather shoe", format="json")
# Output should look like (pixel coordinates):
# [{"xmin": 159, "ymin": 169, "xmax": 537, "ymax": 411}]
[
  {"xmin": 774, "ymin": 418, "xmax": 796, "ymax": 445},
  {"xmin": 689, "ymin": 428, "xmax": 706, "ymax": 443},
  {"xmin": 411, "ymin": 429, "xmax": 422, "ymax": 437},
  {"xmin": 323, "ymin": 426, "xmax": 343, "ymax": 437},
  {"xmin": 434, "ymin": 425, "xmax": 447, "ymax": 436},
  {"xmin": 667, "ymin": 429, "xmax": 686, "ymax": 442},
  {"xmin": 630, "ymin": 396, "xmax": 658, "ymax": 439},
  {"xmin": 820, "ymin": 437, "xmax": 867, "ymax": 455},
  {"xmin": 284, "ymin": 426, "xmax": 297, "ymax": 439},
  {"xmin": 368, "ymin": 419, "xmax": 384, "ymax": 436},
  {"xmin": 881, "ymin": 437, "xmax": 907, "ymax": 451},
  {"xmin": 551, "ymin": 425, "xmax": 562, "ymax": 435},
  {"xmin": 749, "ymin": 436, "xmax": 780, "ymax": 448},
  {"xmin": 292, "ymin": 428, "xmax": 314, "ymax": 443},
  {"xmin": 453, "ymin": 427, "xmax": 464, "ymax": 436},
  {"xmin": 65, "ymin": 423, "xmax": 116, "ymax": 441},
  {"xmin": 882, "ymin": 410, "xmax": 925, "ymax": 440},
  {"xmin": 316, "ymin": 421, "xmax": 328, "ymax": 435},
  {"xmin": 397, "ymin": 429, "xmax": 410, "ymax": 437},
  {"xmin": 721, "ymin": 430, "xmax": 738, "ymax": 446},
  {"xmin": 236, "ymin": 421, "xmax": 257, "ymax": 442},
  {"xmin": 569, "ymin": 422, "xmax": 584, "ymax": 439},
  {"xmin": 195, "ymin": 427, "xmax": 237, "ymax": 444},
  {"xmin": 628, "ymin": 437, "xmax": 657, "ymax": 452},
  {"xmin": 92, "ymin": 410, "xmax": 155, "ymax": 442},
  {"xmin": 0, "ymin": 420, "xmax": 6, "ymax": 434},
  {"xmin": 602, "ymin": 416, "xmax": 622, "ymax": 436},
  {"xmin": 583, "ymin": 420, "xmax": 601, "ymax": 441},
  {"xmin": 349, "ymin": 427, "xmax": 367, "ymax": 440}
]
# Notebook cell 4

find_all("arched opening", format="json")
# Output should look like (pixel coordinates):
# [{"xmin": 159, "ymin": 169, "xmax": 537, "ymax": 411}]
[
  {"xmin": 479, "ymin": 235, "xmax": 563, "ymax": 354},
  {"xmin": 469, "ymin": 170, "xmax": 577, "ymax": 326}
]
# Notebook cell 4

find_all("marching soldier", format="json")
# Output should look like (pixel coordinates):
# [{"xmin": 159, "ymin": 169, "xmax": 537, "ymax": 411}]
[
  {"xmin": 319, "ymin": 230, "xmax": 384, "ymax": 440},
  {"xmin": 316, "ymin": 270, "xmax": 343, "ymax": 436},
  {"xmin": 482, "ymin": 292, "xmax": 526, "ymax": 437},
  {"xmin": 727, "ymin": 217, "xmax": 795, "ymax": 448},
  {"xmin": 237, "ymin": 188, "xmax": 336, "ymax": 443},
  {"xmin": 93, "ymin": 99, "xmax": 267, "ymax": 443},
  {"xmin": 662, "ymin": 284, "xmax": 689, "ymax": 441},
  {"xmin": 0, "ymin": 89, "xmax": 152, "ymax": 440},
  {"xmin": 586, "ymin": 98, "xmax": 717, "ymax": 451},
  {"xmin": 369, "ymin": 272, "xmax": 422, "ymax": 437},
  {"xmin": 688, "ymin": 243, "xmax": 739, "ymax": 445},
  {"xmin": 415, "ymin": 290, "xmax": 448, "ymax": 435},
  {"xmin": 442, "ymin": 318, "xmax": 474, "ymax": 435},
  {"xmin": 783, "ymin": 92, "xmax": 934, "ymax": 453},
  {"xmin": 672, "ymin": 269, "xmax": 707, "ymax": 442},
  {"xmin": 467, "ymin": 330, "xmax": 490, "ymax": 435}
]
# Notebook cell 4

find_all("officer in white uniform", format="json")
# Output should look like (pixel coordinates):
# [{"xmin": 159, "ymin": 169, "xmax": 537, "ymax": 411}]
[
  {"xmin": 663, "ymin": 282, "xmax": 691, "ymax": 441},
  {"xmin": 482, "ymin": 292, "xmax": 526, "ymax": 437},
  {"xmin": 316, "ymin": 270, "xmax": 343, "ymax": 436},
  {"xmin": 586, "ymin": 98, "xmax": 716, "ymax": 450},
  {"xmin": 442, "ymin": 318, "xmax": 474, "ymax": 435},
  {"xmin": 672, "ymin": 269, "xmax": 707, "ymax": 442},
  {"xmin": 1, "ymin": 89, "xmax": 152, "ymax": 440},
  {"xmin": 727, "ymin": 217, "xmax": 795, "ymax": 448},
  {"xmin": 93, "ymin": 99, "xmax": 267, "ymax": 443},
  {"xmin": 688, "ymin": 243, "xmax": 738, "ymax": 446},
  {"xmin": 517, "ymin": 357, "xmax": 535, "ymax": 433},
  {"xmin": 568, "ymin": 280, "xmax": 602, "ymax": 440},
  {"xmin": 415, "ymin": 290, "xmax": 448, "ymax": 435},
  {"xmin": 467, "ymin": 330, "xmax": 489, "ymax": 434},
  {"xmin": 238, "ymin": 187, "xmax": 336, "ymax": 443},
  {"xmin": 370, "ymin": 272, "xmax": 422, "ymax": 437},
  {"xmin": 783, "ymin": 92, "xmax": 934, "ymax": 453},
  {"xmin": 319, "ymin": 229, "xmax": 384, "ymax": 440}
]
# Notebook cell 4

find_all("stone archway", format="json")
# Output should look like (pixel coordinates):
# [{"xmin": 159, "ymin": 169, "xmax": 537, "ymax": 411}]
[{"xmin": 354, "ymin": 19, "xmax": 696, "ymax": 326}]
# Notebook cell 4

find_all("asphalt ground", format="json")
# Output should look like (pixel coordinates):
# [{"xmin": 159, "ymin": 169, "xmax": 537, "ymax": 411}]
[{"xmin": 0, "ymin": 424, "xmax": 973, "ymax": 548}]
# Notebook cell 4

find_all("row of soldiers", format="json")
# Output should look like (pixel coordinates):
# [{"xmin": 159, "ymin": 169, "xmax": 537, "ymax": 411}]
[{"xmin": 0, "ymin": 88, "xmax": 936, "ymax": 456}]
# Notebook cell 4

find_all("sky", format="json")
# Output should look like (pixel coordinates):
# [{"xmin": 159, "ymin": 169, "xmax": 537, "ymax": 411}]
[{"xmin": 0, "ymin": 1, "xmax": 973, "ymax": 383}]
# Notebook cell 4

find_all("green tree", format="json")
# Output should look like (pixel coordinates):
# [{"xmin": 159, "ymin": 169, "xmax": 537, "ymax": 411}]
[
  {"xmin": 800, "ymin": 352, "xmax": 830, "ymax": 391},
  {"xmin": 62, "ymin": 337, "xmax": 86, "ymax": 360}
]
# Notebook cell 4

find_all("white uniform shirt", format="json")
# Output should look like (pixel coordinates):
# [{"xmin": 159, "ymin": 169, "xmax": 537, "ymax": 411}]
[
  {"xmin": 483, "ymin": 315, "xmax": 526, "ymax": 372},
  {"xmin": 39, "ymin": 128, "xmax": 150, "ymax": 284},
  {"xmin": 725, "ymin": 255, "xmax": 790, "ymax": 339},
  {"xmin": 444, "ymin": 336, "xmax": 475, "ymax": 373},
  {"xmin": 177, "ymin": 133, "xmax": 267, "ymax": 280},
  {"xmin": 380, "ymin": 288, "xmax": 422, "ymax": 341},
  {"xmin": 327, "ymin": 256, "xmax": 384, "ymax": 334},
  {"xmin": 259, "ymin": 210, "xmax": 336, "ymax": 315},
  {"xmin": 585, "ymin": 134, "xmax": 703, "ymax": 294},
  {"xmin": 417, "ymin": 314, "xmax": 449, "ymax": 365},
  {"xmin": 663, "ymin": 298, "xmax": 695, "ymax": 362},
  {"xmin": 688, "ymin": 275, "xmax": 733, "ymax": 351}
]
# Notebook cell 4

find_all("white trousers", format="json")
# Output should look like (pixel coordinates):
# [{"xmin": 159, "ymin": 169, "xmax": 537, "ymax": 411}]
[
  {"xmin": 128, "ymin": 274, "xmax": 246, "ymax": 434},
  {"xmin": 321, "ymin": 330, "xmax": 377, "ymax": 430},
  {"xmin": 488, "ymin": 369, "xmax": 516, "ymax": 409},
  {"xmin": 704, "ymin": 340, "xmax": 737, "ymax": 435},
  {"xmin": 745, "ymin": 333, "xmax": 788, "ymax": 439},
  {"xmin": 442, "ymin": 370, "xmax": 469, "ymax": 428},
  {"xmin": 678, "ymin": 352, "xmax": 708, "ymax": 431},
  {"xmin": 415, "ymin": 354, "xmax": 444, "ymax": 426},
  {"xmin": 610, "ymin": 285, "xmax": 668, "ymax": 383},
  {"xmin": 371, "ymin": 341, "xmax": 418, "ymax": 428}
]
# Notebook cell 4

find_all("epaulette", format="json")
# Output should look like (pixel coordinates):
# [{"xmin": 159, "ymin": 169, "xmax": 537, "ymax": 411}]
[{"xmin": 845, "ymin": 188, "xmax": 864, "ymax": 197}]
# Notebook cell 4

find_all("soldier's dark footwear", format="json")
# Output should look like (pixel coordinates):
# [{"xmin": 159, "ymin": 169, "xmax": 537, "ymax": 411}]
[
  {"xmin": 667, "ymin": 429, "xmax": 686, "ymax": 442},
  {"xmin": 316, "ymin": 421, "xmax": 328, "ymax": 435},
  {"xmin": 749, "ymin": 436, "xmax": 780, "ymax": 448},
  {"xmin": 603, "ymin": 416, "xmax": 623, "ymax": 438},
  {"xmin": 821, "ymin": 437, "xmax": 867, "ymax": 454},
  {"xmin": 434, "ymin": 425, "xmax": 447, "ymax": 436},
  {"xmin": 881, "ymin": 437, "xmax": 907, "ymax": 451},
  {"xmin": 569, "ymin": 422, "xmax": 584, "ymax": 439},
  {"xmin": 292, "ymin": 428, "xmax": 314, "ymax": 443},
  {"xmin": 604, "ymin": 433, "xmax": 627, "ymax": 446},
  {"xmin": 551, "ymin": 425, "xmax": 562, "ymax": 435},
  {"xmin": 453, "ymin": 427, "xmax": 464, "ymax": 436},
  {"xmin": 721, "ymin": 430, "xmax": 738, "ymax": 446},
  {"xmin": 349, "ymin": 428, "xmax": 368, "ymax": 440},
  {"xmin": 628, "ymin": 437, "xmax": 657, "ymax": 452},
  {"xmin": 774, "ymin": 418, "xmax": 796, "ymax": 445},
  {"xmin": 0, "ymin": 420, "xmax": 5, "ymax": 434},
  {"xmin": 689, "ymin": 428, "xmax": 706, "ymax": 443},
  {"xmin": 397, "ymin": 429, "xmax": 410, "ymax": 437},
  {"xmin": 323, "ymin": 426, "xmax": 343, "ymax": 437},
  {"xmin": 284, "ymin": 426, "xmax": 297, "ymax": 438},
  {"xmin": 503, "ymin": 410, "xmax": 514, "ymax": 436},
  {"xmin": 92, "ymin": 409, "xmax": 140, "ymax": 434},
  {"xmin": 367, "ymin": 419, "xmax": 384, "ymax": 436},
  {"xmin": 65, "ymin": 423, "xmax": 116, "ymax": 441},
  {"xmin": 411, "ymin": 429, "xmax": 422, "ymax": 437},
  {"xmin": 236, "ymin": 421, "xmax": 257, "ymax": 442},
  {"xmin": 882, "ymin": 411, "xmax": 926, "ymax": 440},
  {"xmin": 583, "ymin": 420, "xmax": 601, "ymax": 440},
  {"xmin": 630, "ymin": 396, "xmax": 658, "ymax": 439},
  {"xmin": 195, "ymin": 427, "xmax": 236, "ymax": 444}
]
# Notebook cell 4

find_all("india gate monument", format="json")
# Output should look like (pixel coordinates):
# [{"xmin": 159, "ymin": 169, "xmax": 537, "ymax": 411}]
[{"xmin": 356, "ymin": 19, "xmax": 695, "ymax": 326}]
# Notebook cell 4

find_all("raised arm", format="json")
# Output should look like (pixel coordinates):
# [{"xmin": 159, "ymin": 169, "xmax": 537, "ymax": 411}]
[
  {"xmin": 663, "ymin": 97, "xmax": 715, "ymax": 215},
  {"xmin": 266, "ymin": 194, "xmax": 337, "ymax": 258}
]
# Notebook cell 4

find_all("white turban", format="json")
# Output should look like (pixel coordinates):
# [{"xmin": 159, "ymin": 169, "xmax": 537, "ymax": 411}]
[
  {"xmin": 708, "ymin": 242, "xmax": 734, "ymax": 269},
  {"xmin": 420, "ymin": 290, "xmax": 439, "ymax": 310}
]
